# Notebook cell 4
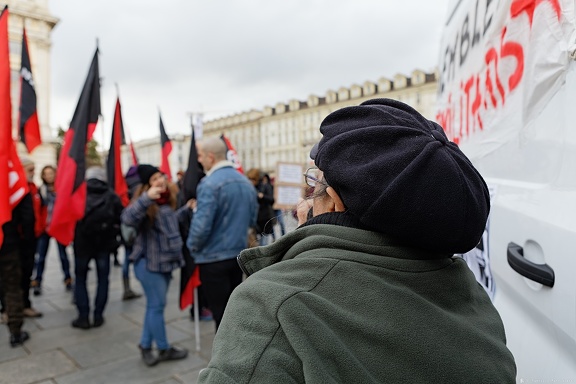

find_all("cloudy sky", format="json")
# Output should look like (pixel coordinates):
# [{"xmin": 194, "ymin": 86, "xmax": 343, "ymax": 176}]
[{"xmin": 48, "ymin": 1, "xmax": 451, "ymax": 147}]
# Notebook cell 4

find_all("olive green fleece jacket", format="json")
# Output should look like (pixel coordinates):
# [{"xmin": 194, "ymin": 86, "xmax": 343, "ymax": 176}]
[{"xmin": 199, "ymin": 221, "xmax": 516, "ymax": 383}]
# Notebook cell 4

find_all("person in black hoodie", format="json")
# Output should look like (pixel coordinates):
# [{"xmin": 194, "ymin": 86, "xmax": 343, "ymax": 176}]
[
  {"xmin": 71, "ymin": 166, "xmax": 123, "ymax": 329},
  {"xmin": 0, "ymin": 192, "xmax": 35, "ymax": 347},
  {"xmin": 246, "ymin": 168, "xmax": 275, "ymax": 245}
]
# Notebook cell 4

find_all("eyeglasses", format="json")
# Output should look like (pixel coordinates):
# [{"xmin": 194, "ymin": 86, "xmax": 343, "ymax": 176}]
[{"xmin": 303, "ymin": 168, "xmax": 328, "ymax": 188}]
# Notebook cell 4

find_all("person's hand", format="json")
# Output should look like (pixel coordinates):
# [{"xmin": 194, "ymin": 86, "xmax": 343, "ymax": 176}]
[
  {"xmin": 258, "ymin": 192, "xmax": 264, "ymax": 199},
  {"xmin": 187, "ymin": 199, "xmax": 197, "ymax": 210},
  {"xmin": 147, "ymin": 186, "xmax": 164, "ymax": 200},
  {"xmin": 296, "ymin": 198, "xmax": 313, "ymax": 226}
]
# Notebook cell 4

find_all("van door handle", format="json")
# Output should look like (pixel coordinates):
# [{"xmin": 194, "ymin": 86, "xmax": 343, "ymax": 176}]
[{"xmin": 507, "ymin": 242, "xmax": 555, "ymax": 287}]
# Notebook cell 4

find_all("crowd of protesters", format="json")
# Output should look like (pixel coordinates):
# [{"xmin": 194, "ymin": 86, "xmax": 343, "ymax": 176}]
[
  {"xmin": 0, "ymin": 138, "xmax": 281, "ymax": 357},
  {"xmin": 0, "ymin": 99, "xmax": 516, "ymax": 382}
]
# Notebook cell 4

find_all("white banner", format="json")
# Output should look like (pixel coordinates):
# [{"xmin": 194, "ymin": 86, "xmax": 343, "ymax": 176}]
[{"xmin": 436, "ymin": 0, "xmax": 576, "ymax": 159}]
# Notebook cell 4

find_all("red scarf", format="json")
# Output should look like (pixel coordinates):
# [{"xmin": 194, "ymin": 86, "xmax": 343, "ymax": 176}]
[{"xmin": 155, "ymin": 190, "xmax": 170, "ymax": 205}]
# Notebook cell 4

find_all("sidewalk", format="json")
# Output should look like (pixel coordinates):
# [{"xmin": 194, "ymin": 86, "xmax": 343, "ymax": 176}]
[
  {"xmin": 0, "ymin": 244, "xmax": 215, "ymax": 384},
  {"xmin": 0, "ymin": 212, "xmax": 298, "ymax": 384}
]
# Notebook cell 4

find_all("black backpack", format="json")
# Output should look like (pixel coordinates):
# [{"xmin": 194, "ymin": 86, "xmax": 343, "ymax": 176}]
[{"xmin": 78, "ymin": 192, "xmax": 121, "ymax": 251}]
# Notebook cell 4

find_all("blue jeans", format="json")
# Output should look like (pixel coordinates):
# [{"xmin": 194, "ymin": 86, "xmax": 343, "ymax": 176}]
[
  {"xmin": 134, "ymin": 258, "xmax": 171, "ymax": 350},
  {"xmin": 259, "ymin": 233, "xmax": 273, "ymax": 246},
  {"xmin": 74, "ymin": 250, "xmax": 110, "ymax": 320},
  {"xmin": 35, "ymin": 233, "xmax": 71, "ymax": 283},
  {"xmin": 122, "ymin": 246, "xmax": 133, "ymax": 279},
  {"xmin": 275, "ymin": 209, "xmax": 286, "ymax": 236}
]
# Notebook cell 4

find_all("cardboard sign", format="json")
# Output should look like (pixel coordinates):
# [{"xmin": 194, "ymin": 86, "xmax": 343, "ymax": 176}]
[{"xmin": 273, "ymin": 162, "xmax": 305, "ymax": 210}]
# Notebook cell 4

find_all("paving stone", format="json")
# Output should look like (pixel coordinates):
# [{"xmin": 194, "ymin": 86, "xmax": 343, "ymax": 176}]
[
  {"xmin": 157, "ymin": 379, "xmax": 182, "ymax": 384},
  {"xmin": 175, "ymin": 369, "xmax": 203, "ymax": 384},
  {"xmin": 23, "ymin": 314, "xmax": 137, "ymax": 354},
  {"xmin": 0, "ymin": 350, "xmax": 77, "ymax": 384},
  {"xmin": 31, "ymin": 307, "xmax": 77, "ymax": 330},
  {"xmin": 61, "ymin": 328, "xmax": 141, "ymax": 368},
  {"xmin": 54, "ymin": 353, "xmax": 202, "ymax": 384},
  {"xmin": 0, "ymin": 342, "xmax": 28, "ymax": 364}
]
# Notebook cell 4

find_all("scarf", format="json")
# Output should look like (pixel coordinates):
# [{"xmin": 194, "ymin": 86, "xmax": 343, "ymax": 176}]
[{"xmin": 155, "ymin": 190, "xmax": 171, "ymax": 205}]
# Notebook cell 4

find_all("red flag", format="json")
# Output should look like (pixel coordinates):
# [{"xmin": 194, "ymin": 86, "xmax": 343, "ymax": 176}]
[
  {"xmin": 0, "ymin": 7, "xmax": 28, "ymax": 248},
  {"xmin": 159, "ymin": 113, "xmax": 172, "ymax": 180},
  {"xmin": 125, "ymin": 126, "xmax": 139, "ymax": 166},
  {"xmin": 106, "ymin": 98, "xmax": 129, "ymax": 206},
  {"xmin": 48, "ymin": 49, "xmax": 101, "ymax": 245},
  {"xmin": 221, "ymin": 134, "xmax": 244, "ymax": 174},
  {"xmin": 18, "ymin": 27, "xmax": 41, "ymax": 153},
  {"xmin": 129, "ymin": 141, "xmax": 138, "ymax": 166},
  {"xmin": 180, "ymin": 266, "xmax": 201, "ymax": 310}
]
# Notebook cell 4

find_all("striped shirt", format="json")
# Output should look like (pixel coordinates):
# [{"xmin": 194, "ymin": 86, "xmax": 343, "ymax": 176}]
[{"xmin": 121, "ymin": 193, "xmax": 189, "ymax": 273}]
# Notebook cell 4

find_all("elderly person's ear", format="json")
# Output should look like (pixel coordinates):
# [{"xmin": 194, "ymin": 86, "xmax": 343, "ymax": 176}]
[{"xmin": 326, "ymin": 187, "xmax": 346, "ymax": 212}]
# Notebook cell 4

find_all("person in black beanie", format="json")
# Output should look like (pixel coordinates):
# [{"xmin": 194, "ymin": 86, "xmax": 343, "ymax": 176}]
[
  {"xmin": 198, "ymin": 98, "xmax": 516, "ymax": 383},
  {"xmin": 121, "ymin": 164, "xmax": 189, "ymax": 366}
]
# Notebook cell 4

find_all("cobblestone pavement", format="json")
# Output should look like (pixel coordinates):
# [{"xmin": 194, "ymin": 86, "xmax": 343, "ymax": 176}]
[
  {"xmin": 0, "ymin": 213, "xmax": 298, "ymax": 384},
  {"xmin": 0, "ymin": 244, "xmax": 215, "ymax": 384}
]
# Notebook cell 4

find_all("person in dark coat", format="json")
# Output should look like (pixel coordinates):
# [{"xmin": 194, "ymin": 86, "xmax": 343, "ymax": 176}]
[
  {"xmin": 0, "ymin": 193, "xmax": 35, "ymax": 347},
  {"xmin": 246, "ymin": 168, "xmax": 275, "ymax": 245},
  {"xmin": 71, "ymin": 166, "xmax": 123, "ymax": 329},
  {"xmin": 199, "ymin": 99, "xmax": 516, "ymax": 383}
]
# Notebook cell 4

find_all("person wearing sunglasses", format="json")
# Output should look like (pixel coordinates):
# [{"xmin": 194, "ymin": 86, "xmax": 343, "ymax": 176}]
[{"xmin": 198, "ymin": 99, "xmax": 516, "ymax": 383}]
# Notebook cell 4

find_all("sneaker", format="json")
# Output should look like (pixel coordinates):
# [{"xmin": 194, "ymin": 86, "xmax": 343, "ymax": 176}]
[
  {"xmin": 158, "ymin": 346, "xmax": 188, "ymax": 362},
  {"xmin": 122, "ymin": 290, "xmax": 142, "ymax": 301},
  {"xmin": 10, "ymin": 331, "xmax": 30, "ymax": 347},
  {"xmin": 71, "ymin": 318, "xmax": 91, "ymax": 330},
  {"xmin": 64, "ymin": 278, "xmax": 73, "ymax": 292},
  {"xmin": 92, "ymin": 317, "xmax": 105, "ymax": 328},
  {"xmin": 31, "ymin": 281, "xmax": 42, "ymax": 296},
  {"xmin": 23, "ymin": 307, "xmax": 43, "ymax": 318},
  {"xmin": 139, "ymin": 345, "xmax": 159, "ymax": 367},
  {"xmin": 200, "ymin": 308, "xmax": 213, "ymax": 322}
]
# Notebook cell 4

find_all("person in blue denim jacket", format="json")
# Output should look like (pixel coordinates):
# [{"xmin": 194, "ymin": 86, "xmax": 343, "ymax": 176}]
[
  {"xmin": 121, "ymin": 164, "xmax": 191, "ymax": 367},
  {"xmin": 186, "ymin": 137, "xmax": 257, "ymax": 331}
]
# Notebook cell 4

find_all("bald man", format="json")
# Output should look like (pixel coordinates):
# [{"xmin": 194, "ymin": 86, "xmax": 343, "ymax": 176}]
[{"xmin": 186, "ymin": 137, "xmax": 258, "ymax": 330}]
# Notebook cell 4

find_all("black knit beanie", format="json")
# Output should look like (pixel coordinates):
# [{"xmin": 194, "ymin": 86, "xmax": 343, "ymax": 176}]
[
  {"xmin": 311, "ymin": 98, "xmax": 490, "ymax": 254},
  {"xmin": 137, "ymin": 164, "xmax": 160, "ymax": 185}
]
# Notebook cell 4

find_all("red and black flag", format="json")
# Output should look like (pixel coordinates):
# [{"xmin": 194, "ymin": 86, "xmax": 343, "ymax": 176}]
[
  {"xmin": 18, "ymin": 27, "xmax": 41, "ymax": 153},
  {"xmin": 182, "ymin": 130, "xmax": 203, "ymax": 201},
  {"xmin": 125, "ymin": 126, "xmax": 139, "ymax": 166},
  {"xmin": 159, "ymin": 112, "xmax": 172, "ymax": 180},
  {"xmin": 48, "ymin": 48, "xmax": 101, "ymax": 246},
  {"xmin": 106, "ymin": 97, "xmax": 129, "ymax": 206},
  {"xmin": 179, "ymin": 129, "xmax": 205, "ymax": 310},
  {"xmin": 221, "ymin": 134, "xmax": 244, "ymax": 174},
  {"xmin": 0, "ymin": 6, "xmax": 29, "ymax": 248}
]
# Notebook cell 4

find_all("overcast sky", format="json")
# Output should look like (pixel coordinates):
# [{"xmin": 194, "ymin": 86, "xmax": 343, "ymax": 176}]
[{"xmin": 48, "ymin": 1, "xmax": 451, "ymax": 147}]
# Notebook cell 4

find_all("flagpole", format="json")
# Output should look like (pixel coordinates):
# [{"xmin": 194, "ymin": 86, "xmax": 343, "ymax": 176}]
[{"xmin": 194, "ymin": 287, "xmax": 200, "ymax": 351}]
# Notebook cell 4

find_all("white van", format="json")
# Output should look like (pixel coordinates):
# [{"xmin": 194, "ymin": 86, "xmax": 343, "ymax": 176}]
[{"xmin": 437, "ymin": 0, "xmax": 576, "ymax": 380}]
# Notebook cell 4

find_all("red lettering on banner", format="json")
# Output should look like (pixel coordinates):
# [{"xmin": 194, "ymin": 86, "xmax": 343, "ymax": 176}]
[
  {"xmin": 437, "ymin": 0, "xmax": 559, "ymax": 143},
  {"xmin": 511, "ymin": 0, "xmax": 561, "ymax": 26}
]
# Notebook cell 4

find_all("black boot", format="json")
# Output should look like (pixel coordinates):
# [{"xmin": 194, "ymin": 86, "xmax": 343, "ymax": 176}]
[
  {"xmin": 71, "ymin": 317, "xmax": 91, "ymax": 330},
  {"xmin": 122, "ymin": 278, "xmax": 142, "ymax": 300},
  {"xmin": 139, "ymin": 345, "xmax": 159, "ymax": 367},
  {"xmin": 158, "ymin": 346, "xmax": 188, "ymax": 362},
  {"xmin": 10, "ymin": 331, "xmax": 30, "ymax": 347}
]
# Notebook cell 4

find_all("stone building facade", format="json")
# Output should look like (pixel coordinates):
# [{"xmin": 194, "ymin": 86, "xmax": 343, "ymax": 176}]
[
  {"xmin": 125, "ymin": 69, "xmax": 438, "ymax": 178},
  {"xmin": 201, "ymin": 69, "xmax": 438, "ymax": 174},
  {"xmin": 3, "ymin": 0, "xmax": 58, "ymax": 175}
]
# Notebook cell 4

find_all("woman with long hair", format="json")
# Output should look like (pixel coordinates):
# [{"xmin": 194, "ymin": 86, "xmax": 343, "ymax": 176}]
[
  {"xmin": 121, "ymin": 164, "xmax": 190, "ymax": 366},
  {"xmin": 31, "ymin": 165, "xmax": 72, "ymax": 295}
]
